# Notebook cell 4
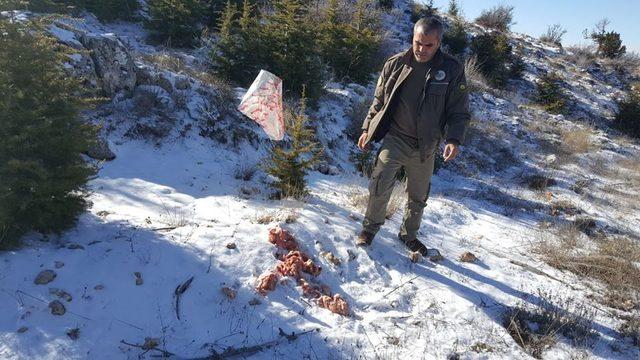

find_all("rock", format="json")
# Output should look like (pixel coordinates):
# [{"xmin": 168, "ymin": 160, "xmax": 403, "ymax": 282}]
[
  {"xmin": 248, "ymin": 298, "xmax": 261, "ymax": 306},
  {"xmin": 54, "ymin": 261, "xmax": 65, "ymax": 269},
  {"xmin": 429, "ymin": 254, "xmax": 444, "ymax": 262},
  {"xmin": 226, "ymin": 242, "xmax": 237, "ymax": 250},
  {"xmin": 174, "ymin": 75, "xmax": 191, "ymax": 90},
  {"xmin": 34, "ymin": 270, "xmax": 57, "ymax": 285},
  {"xmin": 17, "ymin": 326, "xmax": 28, "ymax": 334},
  {"xmin": 78, "ymin": 33, "xmax": 136, "ymax": 97},
  {"xmin": 49, "ymin": 300, "xmax": 66, "ymax": 316},
  {"xmin": 221, "ymin": 286, "xmax": 236, "ymax": 300},
  {"xmin": 460, "ymin": 252, "xmax": 477, "ymax": 263},
  {"xmin": 94, "ymin": 284, "xmax": 104, "ymax": 291},
  {"xmin": 49, "ymin": 288, "xmax": 73, "ymax": 302},
  {"xmin": 85, "ymin": 137, "xmax": 116, "ymax": 161},
  {"xmin": 317, "ymin": 163, "xmax": 339, "ymax": 175},
  {"xmin": 134, "ymin": 272, "xmax": 143, "ymax": 286},
  {"xmin": 66, "ymin": 328, "xmax": 80, "ymax": 340},
  {"xmin": 66, "ymin": 243, "xmax": 85, "ymax": 250},
  {"xmin": 321, "ymin": 251, "xmax": 341, "ymax": 266}
]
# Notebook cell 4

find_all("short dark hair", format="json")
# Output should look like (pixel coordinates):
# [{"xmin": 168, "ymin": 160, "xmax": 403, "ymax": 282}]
[{"xmin": 414, "ymin": 17, "xmax": 443, "ymax": 40}]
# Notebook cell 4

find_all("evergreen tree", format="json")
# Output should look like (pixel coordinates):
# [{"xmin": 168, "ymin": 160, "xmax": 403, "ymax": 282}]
[
  {"xmin": 443, "ymin": 18, "xmax": 468, "ymax": 56},
  {"xmin": 0, "ymin": 19, "xmax": 97, "ymax": 249},
  {"xmin": 585, "ymin": 19, "xmax": 626, "ymax": 59},
  {"xmin": 212, "ymin": 0, "xmax": 240, "ymax": 79},
  {"xmin": 265, "ymin": 88, "xmax": 322, "ymax": 199},
  {"xmin": 470, "ymin": 32, "xmax": 513, "ymax": 87},
  {"xmin": 145, "ymin": 0, "xmax": 207, "ymax": 48},
  {"xmin": 447, "ymin": 0, "xmax": 460, "ymax": 18},
  {"xmin": 536, "ymin": 72, "xmax": 566, "ymax": 114},
  {"xmin": 262, "ymin": 0, "xmax": 325, "ymax": 101}
]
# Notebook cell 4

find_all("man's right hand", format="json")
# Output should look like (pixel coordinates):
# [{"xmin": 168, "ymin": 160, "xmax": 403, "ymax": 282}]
[{"xmin": 357, "ymin": 131, "xmax": 370, "ymax": 151}]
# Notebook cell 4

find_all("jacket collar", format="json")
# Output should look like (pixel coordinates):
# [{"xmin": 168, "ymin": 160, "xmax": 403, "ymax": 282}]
[{"xmin": 400, "ymin": 47, "xmax": 444, "ymax": 67}]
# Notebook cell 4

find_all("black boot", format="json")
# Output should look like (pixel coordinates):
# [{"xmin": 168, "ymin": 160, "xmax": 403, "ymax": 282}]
[{"xmin": 398, "ymin": 233, "xmax": 428, "ymax": 256}]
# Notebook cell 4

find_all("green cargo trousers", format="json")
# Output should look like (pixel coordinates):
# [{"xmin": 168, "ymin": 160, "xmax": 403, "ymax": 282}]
[{"xmin": 362, "ymin": 131, "xmax": 435, "ymax": 241}]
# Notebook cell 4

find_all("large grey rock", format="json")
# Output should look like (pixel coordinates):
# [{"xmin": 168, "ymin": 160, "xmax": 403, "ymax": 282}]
[
  {"xmin": 86, "ymin": 137, "xmax": 116, "ymax": 161},
  {"xmin": 79, "ymin": 33, "xmax": 136, "ymax": 97},
  {"xmin": 34, "ymin": 270, "xmax": 57, "ymax": 285}
]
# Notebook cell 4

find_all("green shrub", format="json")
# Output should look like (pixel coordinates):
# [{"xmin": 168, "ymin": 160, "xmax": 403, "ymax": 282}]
[
  {"xmin": 470, "ymin": 32, "xmax": 513, "ymax": 87},
  {"xmin": 586, "ymin": 19, "xmax": 626, "ymax": 59},
  {"xmin": 447, "ymin": 0, "xmax": 461, "ymax": 18},
  {"xmin": 410, "ymin": 0, "xmax": 438, "ymax": 23},
  {"xmin": 614, "ymin": 87, "xmax": 640, "ymax": 138},
  {"xmin": 212, "ymin": 0, "xmax": 326, "ymax": 102},
  {"xmin": 1, "ymin": 0, "xmax": 139, "ymax": 21},
  {"xmin": 378, "ymin": 0, "xmax": 393, "ymax": 10},
  {"xmin": 145, "ymin": 0, "xmax": 207, "ymax": 48},
  {"xmin": 320, "ymin": 0, "xmax": 381, "ymax": 85},
  {"xmin": 264, "ymin": 90, "xmax": 322, "ymax": 199},
  {"xmin": 474, "ymin": 4, "xmax": 514, "ymax": 32},
  {"xmin": 442, "ymin": 19, "xmax": 468, "ymax": 56},
  {"xmin": 535, "ymin": 72, "xmax": 566, "ymax": 114},
  {"xmin": 0, "ymin": 19, "xmax": 97, "ymax": 249}
]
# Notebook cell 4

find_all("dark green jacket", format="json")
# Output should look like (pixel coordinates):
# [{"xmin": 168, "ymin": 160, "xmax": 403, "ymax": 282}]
[{"xmin": 361, "ymin": 47, "xmax": 470, "ymax": 160}]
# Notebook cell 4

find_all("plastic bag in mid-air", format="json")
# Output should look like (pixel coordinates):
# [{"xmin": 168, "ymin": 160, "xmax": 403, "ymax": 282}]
[{"xmin": 237, "ymin": 70, "xmax": 285, "ymax": 141}]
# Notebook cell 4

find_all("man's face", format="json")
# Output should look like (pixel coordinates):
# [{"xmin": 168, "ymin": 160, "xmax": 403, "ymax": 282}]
[{"xmin": 412, "ymin": 30, "xmax": 440, "ymax": 63}]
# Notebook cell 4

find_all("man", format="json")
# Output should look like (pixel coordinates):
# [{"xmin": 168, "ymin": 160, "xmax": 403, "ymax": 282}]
[{"xmin": 356, "ymin": 17, "xmax": 470, "ymax": 256}]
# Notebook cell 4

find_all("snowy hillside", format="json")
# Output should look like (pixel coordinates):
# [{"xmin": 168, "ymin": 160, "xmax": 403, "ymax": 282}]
[{"xmin": 1, "ymin": 1, "xmax": 639, "ymax": 359}]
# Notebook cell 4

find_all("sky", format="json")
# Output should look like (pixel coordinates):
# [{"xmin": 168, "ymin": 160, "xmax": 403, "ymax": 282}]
[{"xmin": 426, "ymin": 0, "xmax": 640, "ymax": 53}]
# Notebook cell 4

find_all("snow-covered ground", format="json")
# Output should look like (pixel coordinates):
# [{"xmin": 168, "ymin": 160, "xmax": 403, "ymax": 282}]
[{"xmin": 1, "ymin": 2, "xmax": 639, "ymax": 359}]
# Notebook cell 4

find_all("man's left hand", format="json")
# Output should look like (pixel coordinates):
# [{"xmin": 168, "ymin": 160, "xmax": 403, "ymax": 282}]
[{"xmin": 443, "ymin": 142, "xmax": 459, "ymax": 162}]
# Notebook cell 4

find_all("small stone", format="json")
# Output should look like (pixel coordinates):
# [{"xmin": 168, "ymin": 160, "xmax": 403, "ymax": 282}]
[
  {"xmin": 321, "ymin": 251, "xmax": 341, "ymax": 266},
  {"xmin": 429, "ymin": 254, "xmax": 444, "ymax": 262},
  {"xmin": 17, "ymin": 326, "xmax": 28, "ymax": 333},
  {"xmin": 49, "ymin": 300, "xmax": 66, "ymax": 316},
  {"xmin": 226, "ymin": 242, "xmax": 236, "ymax": 250},
  {"xmin": 221, "ymin": 286, "xmax": 236, "ymax": 300},
  {"xmin": 94, "ymin": 284, "xmax": 104, "ymax": 290},
  {"xmin": 49, "ymin": 288, "xmax": 73, "ymax": 302},
  {"xmin": 348, "ymin": 213, "xmax": 360, "ymax": 221},
  {"xmin": 34, "ymin": 270, "xmax": 57, "ymax": 285},
  {"xmin": 66, "ymin": 328, "xmax": 80, "ymax": 340},
  {"xmin": 409, "ymin": 251, "xmax": 421, "ymax": 263},
  {"xmin": 66, "ymin": 243, "xmax": 85, "ymax": 250},
  {"xmin": 134, "ymin": 272, "xmax": 143, "ymax": 286},
  {"xmin": 460, "ymin": 252, "xmax": 477, "ymax": 263},
  {"xmin": 54, "ymin": 261, "xmax": 65, "ymax": 269},
  {"xmin": 248, "ymin": 298, "xmax": 261, "ymax": 306}
]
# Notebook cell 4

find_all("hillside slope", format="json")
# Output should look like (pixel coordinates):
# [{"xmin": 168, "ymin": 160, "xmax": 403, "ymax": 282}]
[{"xmin": 1, "ymin": 2, "xmax": 639, "ymax": 359}]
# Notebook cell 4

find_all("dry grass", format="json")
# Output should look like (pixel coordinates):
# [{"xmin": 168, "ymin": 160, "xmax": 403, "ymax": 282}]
[
  {"xmin": 503, "ymin": 291, "xmax": 595, "ymax": 359},
  {"xmin": 559, "ymin": 127, "xmax": 598, "ymax": 155},
  {"xmin": 464, "ymin": 55, "xmax": 490, "ymax": 92},
  {"xmin": 385, "ymin": 182, "xmax": 406, "ymax": 220},
  {"xmin": 564, "ymin": 45, "xmax": 597, "ymax": 69},
  {"xmin": 253, "ymin": 210, "xmax": 299, "ymax": 224},
  {"xmin": 535, "ymin": 225, "xmax": 640, "ymax": 310},
  {"xmin": 346, "ymin": 181, "xmax": 405, "ymax": 220}
]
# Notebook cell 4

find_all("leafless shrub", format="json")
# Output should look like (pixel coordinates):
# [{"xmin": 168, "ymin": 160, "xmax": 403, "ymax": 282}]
[
  {"xmin": 540, "ymin": 24, "xmax": 567, "ymax": 47},
  {"xmin": 347, "ymin": 187, "xmax": 369, "ymax": 212},
  {"xmin": 474, "ymin": 5, "xmax": 515, "ymax": 32},
  {"xmin": 159, "ymin": 202, "xmax": 191, "ymax": 228},
  {"xmin": 234, "ymin": 162, "xmax": 258, "ymax": 181},
  {"xmin": 564, "ymin": 45, "xmax": 597, "ymax": 69},
  {"xmin": 550, "ymin": 200, "xmax": 582, "ymax": 217},
  {"xmin": 602, "ymin": 51, "xmax": 640, "ymax": 77},
  {"xmin": 503, "ymin": 291, "xmax": 596, "ymax": 358}
]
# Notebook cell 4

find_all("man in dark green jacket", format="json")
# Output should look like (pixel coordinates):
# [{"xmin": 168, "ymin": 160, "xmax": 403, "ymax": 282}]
[{"xmin": 356, "ymin": 17, "xmax": 470, "ymax": 255}]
